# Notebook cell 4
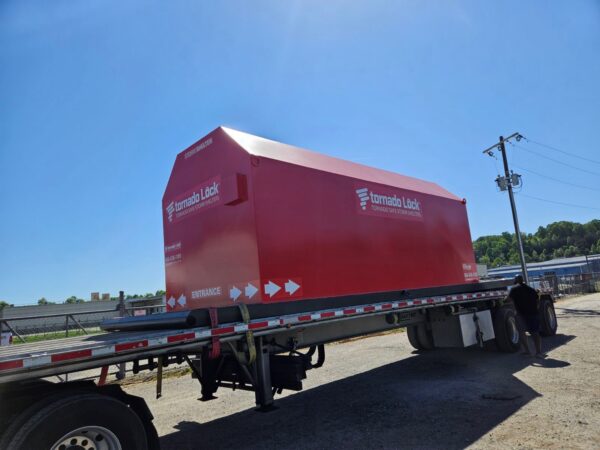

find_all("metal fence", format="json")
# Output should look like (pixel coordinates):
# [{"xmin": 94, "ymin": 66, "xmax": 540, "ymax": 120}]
[
  {"xmin": 0, "ymin": 294, "xmax": 165, "ymax": 343},
  {"xmin": 0, "ymin": 308, "xmax": 117, "ymax": 343},
  {"xmin": 529, "ymin": 272, "xmax": 600, "ymax": 297}
]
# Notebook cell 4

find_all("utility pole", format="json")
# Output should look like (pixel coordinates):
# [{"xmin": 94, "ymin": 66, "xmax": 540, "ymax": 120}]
[{"xmin": 482, "ymin": 132, "xmax": 529, "ymax": 283}]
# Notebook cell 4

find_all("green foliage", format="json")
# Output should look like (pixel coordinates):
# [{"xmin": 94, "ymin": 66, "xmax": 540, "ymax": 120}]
[
  {"xmin": 64, "ymin": 296, "xmax": 85, "ymax": 304},
  {"xmin": 474, "ymin": 219, "xmax": 600, "ymax": 268},
  {"xmin": 0, "ymin": 301, "xmax": 14, "ymax": 309},
  {"xmin": 37, "ymin": 297, "xmax": 54, "ymax": 305}
]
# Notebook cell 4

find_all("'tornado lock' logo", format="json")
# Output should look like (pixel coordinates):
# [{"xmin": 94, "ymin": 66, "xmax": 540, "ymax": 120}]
[
  {"xmin": 356, "ymin": 188, "xmax": 370, "ymax": 210},
  {"xmin": 166, "ymin": 178, "xmax": 221, "ymax": 224},
  {"xmin": 355, "ymin": 186, "xmax": 423, "ymax": 219},
  {"xmin": 166, "ymin": 202, "xmax": 175, "ymax": 222}
]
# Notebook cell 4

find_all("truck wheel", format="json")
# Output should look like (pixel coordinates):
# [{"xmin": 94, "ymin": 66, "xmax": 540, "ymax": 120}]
[
  {"xmin": 493, "ymin": 306, "xmax": 520, "ymax": 352},
  {"xmin": 0, "ymin": 393, "xmax": 148, "ymax": 450},
  {"xmin": 539, "ymin": 297, "xmax": 558, "ymax": 337},
  {"xmin": 407, "ymin": 324, "xmax": 434, "ymax": 350}
]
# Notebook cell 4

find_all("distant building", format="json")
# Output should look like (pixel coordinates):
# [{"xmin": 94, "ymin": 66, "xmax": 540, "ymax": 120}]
[
  {"xmin": 486, "ymin": 254, "xmax": 600, "ymax": 279},
  {"xmin": 476, "ymin": 264, "xmax": 488, "ymax": 278},
  {"xmin": 126, "ymin": 296, "xmax": 165, "ymax": 316}
]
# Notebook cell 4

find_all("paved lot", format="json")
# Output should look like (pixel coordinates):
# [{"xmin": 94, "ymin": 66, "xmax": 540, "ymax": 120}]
[{"xmin": 124, "ymin": 294, "xmax": 600, "ymax": 449}]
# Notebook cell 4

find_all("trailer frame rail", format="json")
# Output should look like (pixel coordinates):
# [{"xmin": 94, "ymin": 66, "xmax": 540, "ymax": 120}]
[{"xmin": 0, "ymin": 288, "xmax": 507, "ymax": 383}]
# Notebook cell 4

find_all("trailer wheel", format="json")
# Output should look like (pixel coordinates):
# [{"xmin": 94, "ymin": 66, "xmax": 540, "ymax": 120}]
[
  {"xmin": 493, "ymin": 306, "xmax": 520, "ymax": 352},
  {"xmin": 539, "ymin": 297, "xmax": 558, "ymax": 337},
  {"xmin": 0, "ymin": 393, "xmax": 148, "ymax": 450},
  {"xmin": 407, "ymin": 324, "xmax": 434, "ymax": 350}
]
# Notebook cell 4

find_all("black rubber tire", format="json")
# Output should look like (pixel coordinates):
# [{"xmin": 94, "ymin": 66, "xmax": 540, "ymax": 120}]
[
  {"xmin": 417, "ymin": 324, "xmax": 434, "ymax": 349},
  {"xmin": 493, "ymin": 306, "xmax": 521, "ymax": 353},
  {"xmin": 407, "ymin": 324, "xmax": 434, "ymax": 350},
  {"xmin": 0, "ymin": 393, "xmax": 148, "ymax": 450},
  {"xmin": 407, "ymin": 325, "xmax": 424, "ymax": 350},
  {"xmin": 539, "ymin": 297, "xmax": 558, "ymax": 337}
]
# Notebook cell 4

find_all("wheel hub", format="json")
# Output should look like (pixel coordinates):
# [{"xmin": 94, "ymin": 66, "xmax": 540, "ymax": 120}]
[
  {"xmin": 51, "ymin": 426, "xmax": 121, "ymax": 450},
  {"xmin": 508, "ymin": 317, "xmax": 519, "ymax": 345},
  {"xmin": 546, "ymin": 304, "xmax": 556, "ymax": 329}
]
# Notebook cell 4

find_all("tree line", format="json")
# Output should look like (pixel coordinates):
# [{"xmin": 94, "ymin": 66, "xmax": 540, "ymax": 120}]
[{"xmin": 474, "ymin": 220, "xmax": 600, "ymax": 268}]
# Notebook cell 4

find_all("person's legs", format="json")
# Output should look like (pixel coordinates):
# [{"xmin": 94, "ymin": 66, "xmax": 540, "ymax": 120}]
[{"xmin": 525, "ymin": 314, "xmax": 544, "ymax": 357}]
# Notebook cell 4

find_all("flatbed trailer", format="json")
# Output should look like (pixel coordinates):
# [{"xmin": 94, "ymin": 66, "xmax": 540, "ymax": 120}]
[
  {"xmin": 0, "ymin": 127, "xmax": 560, "ymax": 449},
  {"xmin": 0, "ymin": 280, "xmax": 558, "ymax": 450}
]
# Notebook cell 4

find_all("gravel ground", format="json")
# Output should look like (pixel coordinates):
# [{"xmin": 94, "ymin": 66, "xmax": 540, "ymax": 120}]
[{"xmin": 123, "ymin": 293, "xmax": 600, "ymax": 450}]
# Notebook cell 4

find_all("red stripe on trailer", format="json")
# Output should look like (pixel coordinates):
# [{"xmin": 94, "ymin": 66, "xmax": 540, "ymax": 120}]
[
  {"xmin": 398, "ymin": 301, "xmax": 408, "ymax": 307},
  {"xmin": 249, "ymin": 321, "xmax": 270, "ymax": 330},
  {"xmin": 382, "ymin": 303, "xmax": 393, "ymax": 310},
  {"xmin": 298, "ymin": 315, "xmax": 312, "ymax": 322},
  {"xmin": 343, "ymin": 308, "xmax": 357, "ymax": 315},
  {"xmin": 427, "ymin": 298, "xmax": 435, "ymax": 304},
  {"xmin": 167, "ymin": 332, "xmax": 196, "ymax": 343},
  {"xmin": 364, "ymin": 305, "xmax": 376, "ymax": 312},
  {"xmin": 320, "ymin": 311, "xmax": 336, "ymax": 318},
  {"xmin": 51, "ymin": 349, "xmax": 93, "ymax": 363},
  {"xmin": 212, "ymin": 326, "xmax": 235, "ymax": 336},
  {"xmin": 0, "ymin": 359, "xmax": 23, "ymax": 371},
  {"xmin": 413, "ymin": 300, "xmax": 422, "ymax": 305},
  {"xmin": 116, "ymin": 340, "xmax": 148, "ymax": 352}
]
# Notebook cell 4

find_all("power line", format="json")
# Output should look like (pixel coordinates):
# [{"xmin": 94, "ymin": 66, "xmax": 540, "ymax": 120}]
[
  {"xmin": 524, "ymin": 137, "xmax": 600, "ymax": 166},
  {"xmin": 517, "ymin": 192, "xmax": 600, "ymax": 211},
  {"xmin": 510, "ymin": 142, "xmax": 600, "ymax": 176},
  {"xmin": 512, "ymin": 164, "xmax": 600, "ymax": 193}
]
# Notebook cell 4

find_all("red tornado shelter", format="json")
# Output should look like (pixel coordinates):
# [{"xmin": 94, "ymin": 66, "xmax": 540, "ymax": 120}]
[{"xmin": 162, "ymin": 127, "xmax": 478, "ymax": 311}]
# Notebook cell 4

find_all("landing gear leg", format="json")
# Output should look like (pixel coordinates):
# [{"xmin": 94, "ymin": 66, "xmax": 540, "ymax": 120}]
[{"xmin": 253, "ymin": 337, "xmax": 276, "ymax": 412}]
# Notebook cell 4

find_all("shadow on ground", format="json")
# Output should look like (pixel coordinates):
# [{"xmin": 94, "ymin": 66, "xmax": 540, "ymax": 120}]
[
  {"xmin": 160, "ymin": 334, "xmax": 574, "ymax": 450},
  {"xmin": 556, "ymin": 307, "xmax": 600, "ymax": 318}
]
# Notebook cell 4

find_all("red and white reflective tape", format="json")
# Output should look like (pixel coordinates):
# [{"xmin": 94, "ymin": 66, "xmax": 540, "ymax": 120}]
[{"xmin": 0, "ymin": 289, "xmax": 507, "ymax": 374}]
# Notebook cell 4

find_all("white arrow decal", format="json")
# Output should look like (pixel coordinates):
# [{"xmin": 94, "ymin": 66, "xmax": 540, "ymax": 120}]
[
  {"xmin": 264, "ymin": 281, "xmax": 281, "ymax": 297},
  {"xmin": 284, "ymin": 280, "xmax": 300, "ymax": 295},
  {"xmin": 167, "ymin": 296, "xmax": 176, "ymax": 308},
  {"xmin": 230, "ymin": 286, "xmax": 242, "ymax": 302},
  {"xmin": 245, "ymin": 283, "xmax": 258, "ymax": 299},
  {"xmin": 177, "ymin": 294, "xmax": 187, "ymax": 307}
]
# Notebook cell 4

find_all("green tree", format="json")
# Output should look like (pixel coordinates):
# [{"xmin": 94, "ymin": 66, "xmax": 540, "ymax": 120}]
[
  {"xmin": 37, "ymin": 297, "xmax": 54, "ymax": 305},
  {"xmin": 474, "ymin": 219, "xmax": 600, "ymax": 267},
  {"xmin": 0, "ymin": 301, "xmax": 14, "ymax": 309},
  {"xmin": 65, "ymin": 296, "xmax": 85, "ymax": 304}
]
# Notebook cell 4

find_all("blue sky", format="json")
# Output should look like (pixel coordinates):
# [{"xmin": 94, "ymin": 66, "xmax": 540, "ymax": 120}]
[{"xmin": 1, "ymin": 1, "xmax": 599, "ymax": 304}]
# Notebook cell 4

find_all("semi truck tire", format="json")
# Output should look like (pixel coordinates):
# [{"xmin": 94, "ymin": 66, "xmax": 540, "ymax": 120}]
[
  {"xmin": 539, "ymin": 297, "xmax": 558, "ymax": 337},
  {"xmin": 407, "ymin": 324, "xmax": 434, "ymax": 350},
  {"xmin": 407, "ymin": 325, "xmax": 423, "ymax": 350},
  {"xmin": 0, "ymin": 393, "xmax": 149, "ymax": 450},
  {"xmin": 493, "ymin": 306, "xmax": 520, "ymax": 353}
]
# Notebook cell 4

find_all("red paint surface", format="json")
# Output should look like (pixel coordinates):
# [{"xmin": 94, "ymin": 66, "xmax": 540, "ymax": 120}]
[
  {"xmin": 51, "ymin": 349, "xmax": 93, "ymax": 363},
  {"xmin": 115, "ymin": 341, "xmax": 148, "ymax": 352},
  {"xmin": 163, "ymin": 127, "xmax": 478, "ymax": 311},
  {"xmin": 0, "ymin": 359, "xmax": 23, "ymax": 372},
  {"xmin": 167, "ymin": 332, "xmax": 196, "ymax": 343}
]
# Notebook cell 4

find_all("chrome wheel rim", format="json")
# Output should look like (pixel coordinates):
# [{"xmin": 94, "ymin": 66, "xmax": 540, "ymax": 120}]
[
  {"xmin": 508, "ymin": 316, "xmax": 519, "ymax": 345},
  {"xmin": 51, "ymin": 426, "xmax": 121, "ymax": 450},
  {"xmin": 545, "ymin": 304, "xmax": 557, "ymax": 330}
]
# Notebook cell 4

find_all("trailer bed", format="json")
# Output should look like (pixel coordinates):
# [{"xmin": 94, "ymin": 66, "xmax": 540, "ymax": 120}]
[{"xmin": 0, "ymin": 285, "xmax": 509, "ymax": 384}]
